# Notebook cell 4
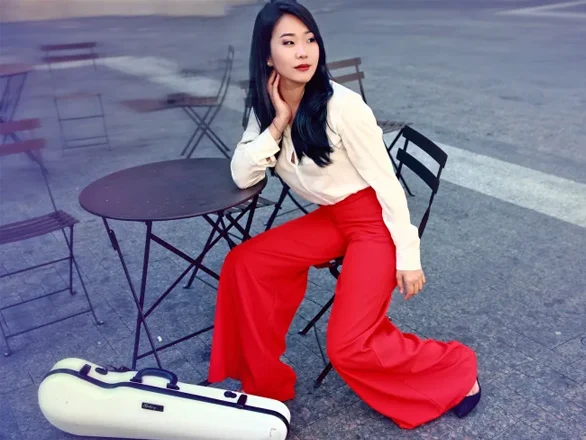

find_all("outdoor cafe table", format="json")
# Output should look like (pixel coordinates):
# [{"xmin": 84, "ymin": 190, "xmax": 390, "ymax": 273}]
[{"xmin": 79, "ymin": 158, "xmax": 265, "ymax": 369}]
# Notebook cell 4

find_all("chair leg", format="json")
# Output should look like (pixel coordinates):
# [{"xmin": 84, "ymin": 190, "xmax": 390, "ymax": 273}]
[
  {"xmin": 184, "ymin": 265, "xmax": 199, "ymax": 290},
  {"xmin": 298, "ymin": 295, "xmax": 334, "ymax": 335},
  {"xmin": 264, "ymin": 184, "xmax": 290, "ymax": 231},
  {"xmin": 184, "ymin": 215, "xmax": 226, "ymax": 289},
  {"xmin": 314, "ymin": 362, "xmax": 334, "ymax": 388},
  {"xmin": 64, "ymin": 226, "xmax": 103, "ymax": 325},
  {"xmin": 0, "ymin": 315, "xmax": 12, "ymax": 357},
  {"xmin": 97, "ymin": 93, "xmax": 111, "ymax": 151},
  {"xmin": 68, "ymin": 226, "xmax": 75, "ymax": 295},
  {"xmin": 285, "ymin": 192, "xmax": 312, "ymax": 215}
]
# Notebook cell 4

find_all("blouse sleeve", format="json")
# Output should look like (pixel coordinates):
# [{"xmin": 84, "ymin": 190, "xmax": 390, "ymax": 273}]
[
  {"xmin": 230, "ymin": 110, "xmax": 282, "ymax": 189},
  {"xmin": 338, "ymin": 92, "xmax": 422, "ymax": 271}
]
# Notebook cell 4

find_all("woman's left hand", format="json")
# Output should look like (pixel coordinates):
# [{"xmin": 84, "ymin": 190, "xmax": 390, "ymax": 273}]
[{"xmin": 396, "ymin": 269, "xmax": 426, "ymax": 300}]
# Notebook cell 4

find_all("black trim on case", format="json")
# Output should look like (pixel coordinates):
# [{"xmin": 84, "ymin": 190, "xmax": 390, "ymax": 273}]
[{"xmin": 43, "ymin": 368, "xmax": 290, "ymax": 432}]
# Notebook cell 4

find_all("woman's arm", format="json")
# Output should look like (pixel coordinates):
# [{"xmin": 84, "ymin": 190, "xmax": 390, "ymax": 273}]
[
  {"xmin": 338, "ymin": 92, "xmax": 421, "ymax": 272},
  {"xmin": 231, "ymin": 111, "xmax": 282, "ymax": 189}
]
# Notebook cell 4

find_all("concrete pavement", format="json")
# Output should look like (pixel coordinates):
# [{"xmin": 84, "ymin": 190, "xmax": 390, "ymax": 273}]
[{"xmin": 1, "ymin": 1, "xmax": 585, "ymax": 439}]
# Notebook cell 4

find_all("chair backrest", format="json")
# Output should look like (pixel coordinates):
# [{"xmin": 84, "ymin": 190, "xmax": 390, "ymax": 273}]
[
  {"xmin": 40, "ymin": 42, "xmax": 99, "ymax": 66},
  {"xmin": 215, "ymin": 45, "xmax": 235, "ymax": 109},
  {"xmin": 238, "ymin": 79, "xmax": 253, "ymax": 129},
  {"xmin": 39, "ymin": 42, "xmax": 104, "ymax": 96},
  {"xmin": 394, "ymin": 125, "xmax": 448, "ymax": 238},
  {"xmin": 327, "ymin": 57, "xmax": 367, "ymax": 103},
  {"xmin": 0, "ymin": 119, "xmax": 58, "ymax": 213}
]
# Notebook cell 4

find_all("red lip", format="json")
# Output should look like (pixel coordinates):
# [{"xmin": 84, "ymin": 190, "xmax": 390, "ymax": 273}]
[{"xmin": 295, "ymin": 64, "xmax": 311, "ymax": 71}]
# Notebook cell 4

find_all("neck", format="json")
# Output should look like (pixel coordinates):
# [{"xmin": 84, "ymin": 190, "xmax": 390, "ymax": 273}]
[{"xmin": 279, "ymin": 78, "xmax": 305, "ymax": 115}]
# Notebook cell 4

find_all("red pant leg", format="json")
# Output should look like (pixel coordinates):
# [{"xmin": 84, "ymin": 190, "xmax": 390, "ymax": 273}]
[
  {"xmin": 208, "ymin": 208, "xmax": 347, "ymax": 401},
  {"xmin": 325, "ymin": 190, "xmax": 477, "ymax": 429}
]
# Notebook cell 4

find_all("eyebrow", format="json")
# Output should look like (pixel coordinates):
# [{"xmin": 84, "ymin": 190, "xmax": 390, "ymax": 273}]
[{"xmin": 279, "ymin": 30, "xmax": 313, "ymax": 38}]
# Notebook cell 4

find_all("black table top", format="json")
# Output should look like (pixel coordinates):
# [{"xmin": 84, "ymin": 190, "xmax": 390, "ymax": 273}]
[{"xmin": 79, "ymin": 158, "xmax": 266, "ymax": 222}]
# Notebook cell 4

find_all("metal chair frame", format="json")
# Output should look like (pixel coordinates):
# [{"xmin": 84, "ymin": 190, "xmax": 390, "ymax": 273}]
[
  {"xmin": 181, "ymin": 46, "xmax": 235, "ymax": 159},
  {"xmin": 41, "ymin": 42, "xmax": 111, "ymax": 152},
  {"xmin": 0, "ymin": 119, "xmax": 102, "ymax": 356}
]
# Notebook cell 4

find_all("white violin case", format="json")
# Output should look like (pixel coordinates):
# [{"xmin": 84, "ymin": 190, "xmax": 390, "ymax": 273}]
[{"xmin": 38, "ymin": 358, "xmax": 290, "ymax": 440}]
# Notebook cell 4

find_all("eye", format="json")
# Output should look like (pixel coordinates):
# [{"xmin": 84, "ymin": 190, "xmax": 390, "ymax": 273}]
[
  {"xmin": 308, "ymin": 37, "xmax": 316, "ymax": 43},
  {"xmin": 282, "ymin": 40, "xmax": 294, "ymax": 46}
]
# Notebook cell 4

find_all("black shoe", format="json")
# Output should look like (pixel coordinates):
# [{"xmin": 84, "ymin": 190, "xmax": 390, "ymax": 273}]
[{"xmin": 453, "ymin": 380, "xmax": 481, "ymax": 418}]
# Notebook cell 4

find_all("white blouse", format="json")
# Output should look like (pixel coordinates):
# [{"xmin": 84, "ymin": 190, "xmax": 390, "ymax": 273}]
[{"xmin": 230, "ymin": 82, "xmax": 421, "ymax": 271}]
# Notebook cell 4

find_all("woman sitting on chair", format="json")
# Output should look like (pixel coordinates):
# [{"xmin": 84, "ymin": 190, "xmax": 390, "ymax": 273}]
[{"xmin": 207, "ymin": 0, "xmax": 481, "ymax": 430}]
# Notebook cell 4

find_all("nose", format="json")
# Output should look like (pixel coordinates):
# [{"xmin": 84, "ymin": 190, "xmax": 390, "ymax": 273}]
[{"xmin": 296, "ymin": 45, "xmax": 308, "ymax": 59}]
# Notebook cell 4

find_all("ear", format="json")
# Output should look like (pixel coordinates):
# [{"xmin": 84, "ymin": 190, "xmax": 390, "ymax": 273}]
[{"xmin": 267, "ymin": 57, "xmax": 273, "ymax": 67}]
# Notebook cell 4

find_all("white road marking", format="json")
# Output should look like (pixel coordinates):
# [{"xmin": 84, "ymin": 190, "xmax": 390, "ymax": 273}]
[
  {"xmin": 35, "ymin": 55, "xmax": 245, "ymax": 112},
  {"xmin": 396, "ymin": 141, "xmax": 586, "ymax": 229},
  {"xmin": 36, "ymin": 55, "xmax": 586, "ymax": 228},
  {"xmin": 498, "ymin": 0, "xmax": 586, "ymax": 19}
]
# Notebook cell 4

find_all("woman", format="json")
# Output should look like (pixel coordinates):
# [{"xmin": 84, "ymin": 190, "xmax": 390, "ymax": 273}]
[{"xmin": 207, "ymin": 0, "xmax": 480, "ymax": 430}]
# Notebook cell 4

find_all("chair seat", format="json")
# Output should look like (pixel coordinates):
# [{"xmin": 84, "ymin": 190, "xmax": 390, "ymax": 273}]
[
  {"xmin": 377, "ymin": 120, "xmax": 407, "ymax": 134},
  {"xmin": 182, "ymin": 96, "xmax": 218, "ymax": 106},
  {"xmin": 0, "ymin": 210, "xmax": 78, "ymax": 245},
  {"xmin": 54, "ymin": 92, "xmax": 102, "ymax": 100},
  {"xmin": 122, "ymin": 95, "xmax": 218, "ymax": 113},
  {"xmin": 313, "ymin": 256, "xmax": 344, "ymax": 269},
  {"xmin": 226, "ymin": 196, "xmax": 276, "ymax": 214}
]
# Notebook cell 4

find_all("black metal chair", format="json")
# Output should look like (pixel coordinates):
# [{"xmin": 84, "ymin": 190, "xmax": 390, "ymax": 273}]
[
  {"xmin": 299, "ymin": 125, "xmax": 449, "ymax": 388},
  {"xmin": 0, "ymin": 119, "xmax": 102, "ymax": 356},
  {"xmin": 181, "ymin": 45, "xmax": 235, "ymax": 159}
]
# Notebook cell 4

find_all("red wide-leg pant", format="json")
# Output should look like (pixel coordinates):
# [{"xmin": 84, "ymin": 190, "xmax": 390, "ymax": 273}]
[{"xmin": 207, "ymin": 187, "xmax": 477, "ymax": 429}]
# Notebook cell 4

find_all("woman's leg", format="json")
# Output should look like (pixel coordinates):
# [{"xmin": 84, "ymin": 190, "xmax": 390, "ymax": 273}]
[
  {"xmin": 208, "ymin": 208, "xmax": 347, "ymax": 401},
  {"xmin": 326, "ymin": 224, "xmax": 477, "ymax": 429}
]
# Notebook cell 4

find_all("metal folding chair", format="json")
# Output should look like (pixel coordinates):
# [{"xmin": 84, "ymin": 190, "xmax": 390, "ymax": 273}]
[
  {"xmin": 0, "ymin": 119, "xmax": 102, "ymax": 356},
  {"xmin": 181, "ymin": 46, "xmax": 235, "ymax": 159},
  {"xmin": 299, "ymin": 125, "xmax": 449, "ymax": 388},
  {"xmin": 40, "ymin": 42, "xmax": 111, "ymax": 152}
]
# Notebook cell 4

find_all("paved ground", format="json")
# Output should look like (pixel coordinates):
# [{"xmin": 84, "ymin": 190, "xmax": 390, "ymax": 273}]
[{"xmin": 1, "ymin": 0, "xmax": 585, "ymax": 439}]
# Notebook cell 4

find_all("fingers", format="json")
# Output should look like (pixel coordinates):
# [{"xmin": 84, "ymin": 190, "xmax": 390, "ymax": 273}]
[
  {"xmin": 273, "ymin": 74, "xmax": 281, "ymax": 100},
  {"xmin": 396, "ymin": 273, "xmax": 404, "ymax": 295},
  {"xmin": 267, "ymin": 70, "xmax": 277, "ymax": 95},
  {"xmin": 402, "ymin": 272, "xmax": 425, "ymax": 300},
  {"xmin": 405, "ymin": 281, "xmax": 416, "ymax": 300},
  {"xmin": 268, "ymin": 72, "xmax": 282, "ymax": 106}
]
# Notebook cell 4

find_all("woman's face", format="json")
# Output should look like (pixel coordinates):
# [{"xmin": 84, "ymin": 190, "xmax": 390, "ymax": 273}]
[{"xmin": 268, "ymin": 13, "xmax": 320, "ymax": 85}]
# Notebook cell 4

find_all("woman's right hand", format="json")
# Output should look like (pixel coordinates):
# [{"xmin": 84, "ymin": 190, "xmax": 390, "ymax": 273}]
[{"xmin": 267, "ymin": 70, "xmax": 291, "ymax": 131}]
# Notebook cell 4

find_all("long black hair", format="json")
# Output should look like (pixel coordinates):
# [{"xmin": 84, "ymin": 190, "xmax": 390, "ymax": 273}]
[{"xmin": 248, "ymin": 0, "xmax": 334, "ymax": 167}]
